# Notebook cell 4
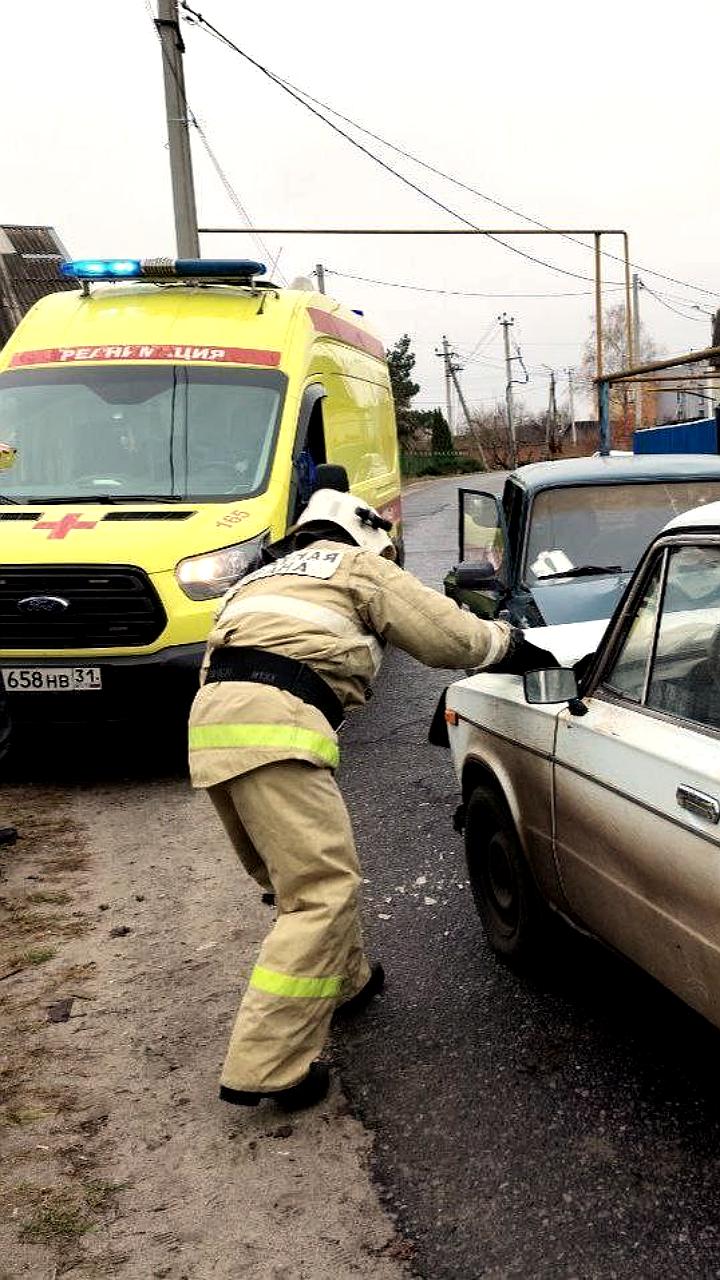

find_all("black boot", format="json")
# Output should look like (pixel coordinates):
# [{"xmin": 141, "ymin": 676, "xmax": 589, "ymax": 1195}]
[
  {"xmin": 219, "ymin": 1060, "xmax": 330, "ymax": 1112},
  {"xmin": 333, "ymin": 963, "xmax": 385, "ymax": 1021},
  {"xmin": 0, "ymin": 827, "xmax": 17, "ymax": 847},
  {"xmin": 276, "ymin": 1061, "xmax": 330, "ymax": 1112}
]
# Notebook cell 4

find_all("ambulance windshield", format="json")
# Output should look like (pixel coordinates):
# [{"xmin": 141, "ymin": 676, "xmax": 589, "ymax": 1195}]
[{"xmin": 0, "ymin": 365, "xmax": 287, "ymax": 502}]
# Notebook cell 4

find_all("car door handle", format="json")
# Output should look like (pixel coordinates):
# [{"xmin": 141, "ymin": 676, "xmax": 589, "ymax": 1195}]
[{"xmin": 677, "ymin": 785, "xmax": 720, "ymax": 825}]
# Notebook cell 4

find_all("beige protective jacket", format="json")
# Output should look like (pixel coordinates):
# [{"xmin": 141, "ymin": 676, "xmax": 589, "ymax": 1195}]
[{"xmin": 188, "ymin": 540, "xmax": 511, "ymax": 788}]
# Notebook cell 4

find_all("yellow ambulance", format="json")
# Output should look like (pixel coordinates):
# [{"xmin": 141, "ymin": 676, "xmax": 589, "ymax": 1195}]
[{"xmin": 0, "ymin": 257, "xmax": 402, "ymax": 715}]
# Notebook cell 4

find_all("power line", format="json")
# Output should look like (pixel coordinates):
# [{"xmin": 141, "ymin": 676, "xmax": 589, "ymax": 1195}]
[
  {"xmin": 462, "ymin": 320, "xmax": 501, "ymax": 362},
  {"xmin": 181, "ymin": 4, "xmax": 626, "ymax": 286},
  {"xmin": 323, "ymin": 265, "xmax": 626, "ymax": 299},
  {"xmin": 640, "ymin": 283, "xmax": 710, "ymax": 324},
  {"xmin": 463, "ymin": 353, "xmax": 506, "ymax": 368},
  {"xmin": 279, "ymin": 94, "xmax": 720, "ymax": 304},
  {"xmin": 181, "ymin": 2, "xmax": 720, "ymax": 303},
  {"xmin": 190, "ymin": 115, "xmax": 287, "ymax": 281}
]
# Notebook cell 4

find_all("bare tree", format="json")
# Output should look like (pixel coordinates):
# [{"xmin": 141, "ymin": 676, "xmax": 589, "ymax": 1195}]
[
  {"xmin": 462, "ymin": 402, "xmax": 551, "ymax": 470},
  {"xmin": 580, "ymin": 304, "xmax": 659, "ymax": 424}
]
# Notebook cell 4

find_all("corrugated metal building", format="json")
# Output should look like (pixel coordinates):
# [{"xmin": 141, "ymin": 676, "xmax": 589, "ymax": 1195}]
[{"xmin": 0, "ymin": 224, "xmax": 75, "ymax": 346}]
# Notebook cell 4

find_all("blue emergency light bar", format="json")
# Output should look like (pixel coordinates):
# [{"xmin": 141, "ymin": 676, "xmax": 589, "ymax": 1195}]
[{"xmin": 60, "ymin": 257, "xmax": 267, "ymax": 282}]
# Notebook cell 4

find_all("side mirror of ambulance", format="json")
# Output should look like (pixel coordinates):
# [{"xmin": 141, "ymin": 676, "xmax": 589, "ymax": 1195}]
[{"xmin": 454, "ymin": 560, "xmax": 502, "ymax": 592}]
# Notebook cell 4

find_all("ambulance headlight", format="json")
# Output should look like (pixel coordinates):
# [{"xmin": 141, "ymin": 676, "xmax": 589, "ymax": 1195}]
[{"xmin": 175, "ymin": 534, "xmax": 267, "ymax": 601}]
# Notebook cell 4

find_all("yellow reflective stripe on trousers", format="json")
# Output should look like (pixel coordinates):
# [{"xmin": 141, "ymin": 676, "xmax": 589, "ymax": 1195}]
[
  {"xmin": 250, "ymin": 964, "xmax": 344, "ymax": 999},
  {"xmin": 188, "ymin": 722, "xmax": 339, "ymax": 768}
]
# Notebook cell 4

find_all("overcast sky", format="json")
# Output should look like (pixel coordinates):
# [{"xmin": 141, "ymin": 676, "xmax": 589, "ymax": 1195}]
[{"xmin": 4, "ymin": 0, "xmax": 718, "ymax": 420}]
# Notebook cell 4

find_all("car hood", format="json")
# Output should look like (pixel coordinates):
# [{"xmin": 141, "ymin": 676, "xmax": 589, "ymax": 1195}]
[
  {"xmin": 529, "ymin": 571, "xmax": 631, "ymax": 625},
  {"xmin": 526, "ymin": 617, "xmax": 609, "ymax": 667}
]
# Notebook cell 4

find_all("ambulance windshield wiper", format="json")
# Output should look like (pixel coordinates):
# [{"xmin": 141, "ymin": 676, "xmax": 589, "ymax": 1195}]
[
  {"xmin": 92, "ymin": 493, "xmax": 185, "ymax": 503},
  {"xmin": 35, "ymin": 493, "xmax": 186, "ymax": 504},
  {"xmin": 0, "ymin": 494, "xmax": 20, "ymax": 504}
]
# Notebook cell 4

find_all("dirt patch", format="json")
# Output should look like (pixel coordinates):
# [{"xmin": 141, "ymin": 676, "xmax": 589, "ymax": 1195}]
[{"xmin": 0, "ymin": 771, "xmax": 409, "ymax": 1279}]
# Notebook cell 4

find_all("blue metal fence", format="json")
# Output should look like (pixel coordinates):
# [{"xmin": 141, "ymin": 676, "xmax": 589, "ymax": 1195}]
[{"xmin": 633, "ymin": 416, "xmax": 720, "ymax": 455}]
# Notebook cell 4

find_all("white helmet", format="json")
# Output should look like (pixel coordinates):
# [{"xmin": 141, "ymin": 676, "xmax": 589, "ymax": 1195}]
[{"xmin": 294, "ymin": 488, "xmax": 396, "ymax": 559}]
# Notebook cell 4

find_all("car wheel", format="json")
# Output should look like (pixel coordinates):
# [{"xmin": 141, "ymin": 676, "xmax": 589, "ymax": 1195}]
[{"xmin": 464, "ymin": 784, "xmax": 552, "ymax": 967}]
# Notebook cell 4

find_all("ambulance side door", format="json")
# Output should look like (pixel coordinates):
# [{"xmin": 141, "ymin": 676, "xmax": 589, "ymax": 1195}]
[{"xmin": 287, "ymin": 383, "xmax": 327, "ymax": 523}]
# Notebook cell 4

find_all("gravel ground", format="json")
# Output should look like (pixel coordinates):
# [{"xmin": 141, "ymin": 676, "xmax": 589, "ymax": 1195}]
[{"xmin": 0, "ymin": 746, "xmax": 410, "ymax": 1279}]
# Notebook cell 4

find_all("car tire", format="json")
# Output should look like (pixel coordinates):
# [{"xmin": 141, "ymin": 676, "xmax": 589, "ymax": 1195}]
[{"xmin": 464, "ymin": 784, "xmax": 552, "ymax": 967}]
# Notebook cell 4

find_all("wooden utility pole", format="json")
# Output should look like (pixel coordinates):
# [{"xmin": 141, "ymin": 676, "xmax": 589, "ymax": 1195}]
[
  {"xmin": 567, "ymin": 368, "xmax": 577, "ymax": 445},
  {"xmin": 594, "ymin": 233, "xmax": 604, "ymax": 423},
  {"xmin": 499, "ymin": 314, "xmax": 518, "ymax": 468},
  {"xmin": 156, "ymin": 0, "xmax": 200, "ymax": 257},
  {"xmin": 546, "ymin": 368, "xmax": 558, "ymax": 456},
  {"xmin": 448, "ymin": 354, "xmax": 487, "ymax": 469},
  {"xmin": 633, "ymin": 273, "xmax": 643, "ymax": 429},
  {"xmin": 440, "ymin": 335, "xmax": 454, "ymax": 432}
]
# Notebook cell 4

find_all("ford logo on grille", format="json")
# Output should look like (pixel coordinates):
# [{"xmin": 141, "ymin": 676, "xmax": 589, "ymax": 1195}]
[{"xmin": 17, "ymin": 595, "xmax": 71, "ymax": 614}]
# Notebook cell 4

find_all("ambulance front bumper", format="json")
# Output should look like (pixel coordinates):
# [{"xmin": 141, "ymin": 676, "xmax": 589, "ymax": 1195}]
[{"xmin": 1, "ymin": 643, "xmax": 205, "ymax": 723}]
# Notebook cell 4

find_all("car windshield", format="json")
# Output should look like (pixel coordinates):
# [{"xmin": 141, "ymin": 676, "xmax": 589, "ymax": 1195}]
[
  {"xmin": 0, "ymin": 365, "xmax": 287, "ymax": 502},
  {"xmin": 524, "ymin": 480, "xmax": 720, "ymax": 586}
]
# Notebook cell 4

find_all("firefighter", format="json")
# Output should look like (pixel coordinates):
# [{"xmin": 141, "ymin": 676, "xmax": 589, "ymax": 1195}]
[{"xmin": 188, "ymin": 488, "xmax": 555, "ymax": 1111}]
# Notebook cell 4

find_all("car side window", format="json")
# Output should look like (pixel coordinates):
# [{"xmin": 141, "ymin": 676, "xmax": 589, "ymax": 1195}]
[
  {"xmin": 602, "ymin": 563, "xmax": 662, "ymax": 702},
  {"xmin": 461, "ymin": 492, "xmax": 506, "ymax": 574},
  {"xmin": 646, "ymin": 546, "xmax": 720, "ymax": 733}
]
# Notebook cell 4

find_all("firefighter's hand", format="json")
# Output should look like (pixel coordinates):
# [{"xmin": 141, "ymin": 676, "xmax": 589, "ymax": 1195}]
[{"xmin": 487, "ymin": 629, "xmax": 559, "ymax": 675}]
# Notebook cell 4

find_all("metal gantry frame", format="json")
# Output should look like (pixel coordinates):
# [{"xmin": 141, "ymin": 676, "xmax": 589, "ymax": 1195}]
[
  {"xmin": 595, "ymin": 345, "xmax": 720, "ymax": 455},
  {"xmin": 199, "ymin": 224, "xmax": 636, "ymax": 403}
]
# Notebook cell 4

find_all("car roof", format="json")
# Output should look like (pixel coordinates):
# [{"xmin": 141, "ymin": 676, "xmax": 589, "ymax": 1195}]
[
  {"xmin": 664, "ymin": 499, "xmax": 720, "ymax": 533},
  {"xmin": 509, "ymin": 454, "xmax": 720, "ymax": 492}
]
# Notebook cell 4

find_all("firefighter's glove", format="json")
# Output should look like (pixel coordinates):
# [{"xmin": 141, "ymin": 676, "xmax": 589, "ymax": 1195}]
[{"xmin": 488, "ymin": 627, "xmax": 560, "ymax": 675}]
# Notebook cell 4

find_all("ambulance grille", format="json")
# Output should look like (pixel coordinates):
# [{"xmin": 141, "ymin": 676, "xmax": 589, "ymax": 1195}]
[{"xmin": 0, "ymin": 565, "xmax": 167, "ymax": 648}]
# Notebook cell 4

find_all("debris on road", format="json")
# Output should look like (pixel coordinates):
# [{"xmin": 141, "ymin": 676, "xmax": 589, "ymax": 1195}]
[{"xmin": 46, "ymin": 997, "xmax": 74, "ymax": 1023}]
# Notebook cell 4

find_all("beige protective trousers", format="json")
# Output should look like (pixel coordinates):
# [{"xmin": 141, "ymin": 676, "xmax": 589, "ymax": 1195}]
[{"xmin": 209, "ymin": 759, "xmax": 371, "ymax": 1093}]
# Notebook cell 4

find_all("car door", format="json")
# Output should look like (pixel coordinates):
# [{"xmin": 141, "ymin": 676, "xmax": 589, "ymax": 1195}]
[
  {"xmin": 553, "ymin": 536, "xmax": 720, "ymax": 1025},
  {"xmin": 445, "ymin": 488, "xmax": 511, "ymax": 618}
]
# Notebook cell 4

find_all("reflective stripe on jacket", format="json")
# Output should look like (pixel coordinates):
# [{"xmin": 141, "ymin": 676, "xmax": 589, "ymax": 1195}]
[{"xmin": 188, "ymin": 540, "xmax": 511, "ymax": 788}]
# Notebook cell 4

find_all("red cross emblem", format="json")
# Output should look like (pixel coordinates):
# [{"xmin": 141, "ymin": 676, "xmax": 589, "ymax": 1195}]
[{"xmin": 33, "ymin": 513, "xmax": 98, "ymax": 540}]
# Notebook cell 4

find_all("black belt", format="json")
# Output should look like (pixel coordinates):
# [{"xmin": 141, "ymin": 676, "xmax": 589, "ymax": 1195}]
[{"xmin": 206, "ymin": 646, "xmax": 344, "ymax": 731}]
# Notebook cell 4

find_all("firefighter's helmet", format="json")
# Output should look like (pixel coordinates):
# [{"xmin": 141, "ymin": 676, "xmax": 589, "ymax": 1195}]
[{"xmin": 294, "ymin": 488, "xmax": 396, "ymax": 559}]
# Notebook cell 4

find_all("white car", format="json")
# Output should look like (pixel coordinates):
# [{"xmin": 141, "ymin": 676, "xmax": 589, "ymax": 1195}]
[{"xmin": 445, "ymin": 500, "xmax": 720, "ymax": 1028}]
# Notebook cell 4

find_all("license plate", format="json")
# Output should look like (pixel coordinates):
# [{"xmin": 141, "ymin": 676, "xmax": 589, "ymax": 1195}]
[{"xmin": 1, "ymin": 666, "xmax": 103, "ymax": 692}]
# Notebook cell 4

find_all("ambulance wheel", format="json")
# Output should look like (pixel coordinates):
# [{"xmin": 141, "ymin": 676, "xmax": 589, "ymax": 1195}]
[{"xmin": 464, "ymin": 785, "xmax": 551, "ymax": 967}]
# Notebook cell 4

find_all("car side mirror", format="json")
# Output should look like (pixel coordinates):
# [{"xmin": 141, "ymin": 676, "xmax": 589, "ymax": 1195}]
[
  {"xmin": 454, "ymin": 560, "xmax": 502, "ymax": 591},
  {"xmin": 524, "ymin": 667, "xmax": 579, "ymax": 704}
]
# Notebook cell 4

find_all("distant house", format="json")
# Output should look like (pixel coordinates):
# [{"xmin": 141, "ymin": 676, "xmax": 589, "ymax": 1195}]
[
  {"xmin": 0, "ymin": 224, "xmax": 75, "ymax": 346},
  {"xmin": 654, "ymin": 359, "xmax": 717, "ymax": 426}
]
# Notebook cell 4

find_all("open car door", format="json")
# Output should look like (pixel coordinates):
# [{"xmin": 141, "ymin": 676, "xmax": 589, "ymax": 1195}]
[{"xmin": 443, "ymin": 488, "xmax": 511, "ymax": 619}]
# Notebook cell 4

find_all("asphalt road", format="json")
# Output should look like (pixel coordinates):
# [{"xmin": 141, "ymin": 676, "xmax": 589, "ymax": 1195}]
[
  {"xmin": 336, "ymin": 471, "xmax": 720, "ymax": 1280},
  {"xmin": 9, "ymin": 471, "xmax": 720, "ymax": 1279}
]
